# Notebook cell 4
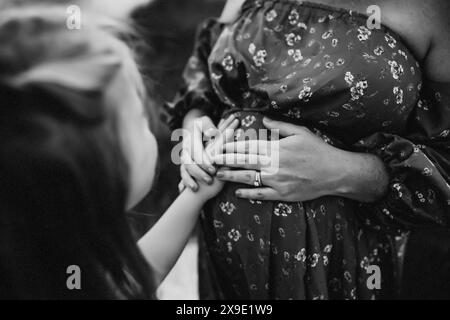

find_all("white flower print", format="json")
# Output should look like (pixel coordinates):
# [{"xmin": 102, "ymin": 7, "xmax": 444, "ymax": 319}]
[
  {"xmin": 350, "ymin": 80, "xmax": 368, "ymax": 101},
  {"xmin": 385, "ymin": 33, "xmax": 397, "ymax": 48},
  {"xmin": 288, "ymin": 48, "xmax": 303, "ymax": 62},
  {"xmin": 322, "ymin": 30, "xmax": 333, "ymax": 40},
  {"xmin": 360, "ymin": 256, "xmax": 370, "ymax": 270},
  {"xmin": 344, "ymin": 71, "xmax": 354, "ymax": 86},
  {"xmin": 298, "ymin": 85, "xmax": 313, "ymax": 102},
  {"xmin": 285, "ymin": 108, "xmax": 301, "ymax": 119},
  {"xmin": 254, "ymin": 214, "xmax": 261, "ymax": 224},
  {"xmin": 298, "ymin": 22, "xmax": 307, "ymax": 29},
  {"xmin": 416, "ymin": 191, "xmax": 426, "ymax": 203},
  {"xmin": 331, "ymin": 38, "xmax": 339, "ymax": 47},
  {"xmin": 325, "ymin": 61, "xmax": 335, "ymax": 69},
  {"xmin": 393, "ymin": 86, "xmax": 404, "ymax": 104},
  {"xmin": 265, "ymin": 9, "xmax": 277, "ymax": 22},
  {"xmin": 252, "ymin": 49, "xmax": 267, "ymax": 67},
  {"xmin": 302, "ymin": 58, "xmax": 312, "ymax": 67},
  {"xmin": 344, "ymin": 271, "xmax": 352, "ymax": 283},
  {"xmin": 388, "ymin": 60, "xmax": 404, "ymax": 80},
  {"xmin": 296, "ymin": 248, "xmax": 307, "ymax": 262},
  {"xmin": 213, "ymin": 220, "xmax": 224, "ymax": 229},
  {"xmin": 398, "ymin": 49, "xmax": 408, "ymax": 60},
  {"xmin": 285, "ymin": 33, "xmax": 301, "ymax": 46},
  {"xmin": 247, "ymin": 230, "xmax": 255, "ymax": 242},
  {"xmin": 324, "ymin": 245, "xmax": 333, "ymax": 253},
  {"xmin": 220, "ymin": 202, "xmax": 236, "ymax": 215},
  {"xmin": 222, "ymin": 54, "xmax": 234, "ymax": 72},
  {"xmin": 374, "ymin": 46, "xmax": 385, "ymax": 56},
  {"xmin": 241, "ymin": 115, "xmax": 256, "ymax": 127},
  {"xmin": 308, "ymin": 253, "xmax": 320, "ymax": 267},
  {"xmin": 439, "ymin": 130, "xmax": 450, "ymax": 138},
  {"xmin": 274, "ymin": 203, "xmax": 293, "ymax": 217},
  {"xmin": 357, "ymin": 26, "xmax": 371, "ymax": 41},
  {"xmin": 336, "ymin": 58, "xmax": 345, "ymax": 66},
  {"xmin": 288, "ymin": 9, "xmax": 299, "ymax": 25},
  {"xmin": 228, "ymin": 229, "xmax": 242, "ymax": 242},
  {"xmin": 249, "ymin": 199, "xmax": 263, "ymax": 205},
  {"xmin": 422, "ymin": 167, "xmax": 433, "ymax": 176}
]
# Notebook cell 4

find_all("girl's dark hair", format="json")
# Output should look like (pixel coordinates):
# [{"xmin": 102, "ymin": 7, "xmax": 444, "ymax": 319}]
[{"xmin": 0, "ymin": 6, "xmax": 154, "ymax": 299}]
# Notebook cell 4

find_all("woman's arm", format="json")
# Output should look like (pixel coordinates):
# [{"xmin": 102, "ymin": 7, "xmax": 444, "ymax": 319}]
[{"xmin": 214, "ymin": 119, "xmax": 389, "ymax": 203}]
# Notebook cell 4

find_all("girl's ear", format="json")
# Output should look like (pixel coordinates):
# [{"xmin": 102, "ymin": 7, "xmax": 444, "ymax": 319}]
[{"xmin": 11, "ymin": 52, "xmax": 121, "ymax": 93}]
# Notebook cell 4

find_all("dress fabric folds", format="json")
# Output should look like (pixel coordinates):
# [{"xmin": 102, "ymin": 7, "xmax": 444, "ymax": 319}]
[{"xmin": 164, "ymin": 0, "xmax": 450, "ymax": 299}]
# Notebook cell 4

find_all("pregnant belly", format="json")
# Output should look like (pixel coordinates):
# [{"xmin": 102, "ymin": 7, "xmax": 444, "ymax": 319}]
[{"xmin": 201, "ymin": 111, "xmax": 353, "ymax": 298}]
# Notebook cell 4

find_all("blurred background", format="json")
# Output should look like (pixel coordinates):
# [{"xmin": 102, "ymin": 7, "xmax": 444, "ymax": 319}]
[
  {"xmin": 1, "ymin": 0, "xmax": 226, "ymax": 300},
  {"xmin": 130, "ymin": 0, "xmax": 225, "ymax": 224},
  {"xmin": 127, "ymin": 0, "xmax": 226, "ymax": 299}
]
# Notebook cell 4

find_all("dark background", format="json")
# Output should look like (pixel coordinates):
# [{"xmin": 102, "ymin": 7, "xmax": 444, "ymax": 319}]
[{"xmin": 128, "ymin": 0, "xmax": 225, "ymax": 236}]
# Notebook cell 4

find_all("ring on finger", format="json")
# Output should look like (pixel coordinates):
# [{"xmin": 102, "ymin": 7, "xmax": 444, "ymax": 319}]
[{"xmin": 254, "ymin": 171, "xmax": 262, "ymax": 187}]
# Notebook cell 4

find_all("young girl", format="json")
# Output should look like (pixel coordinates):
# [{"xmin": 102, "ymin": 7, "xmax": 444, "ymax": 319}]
[{"xmin": 0, "ymin": 5, "xmax": 237, "ymax": 299}]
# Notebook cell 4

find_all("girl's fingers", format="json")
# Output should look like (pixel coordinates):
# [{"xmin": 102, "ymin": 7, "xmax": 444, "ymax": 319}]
[
  {"xmin": 180, "ymin": 165, "xmax": 198, "ymax": 191},
  {"xmin": 218, "ymin": 114, "xmax": 236, "ymax": 132},
  {"xmin": 185, "ymin": 163, "xmax": 213, "ymax": 185},
  {"xmin": 223, "ymin": 119, "xmax": 239, "ymax": 143},
  {"xmin": 178, "ymin": 181, "xmax": 186, "ymax": 193},
  {"xmin": 199, "ymin": 116, "xmax": 219, "ymax": 139}
]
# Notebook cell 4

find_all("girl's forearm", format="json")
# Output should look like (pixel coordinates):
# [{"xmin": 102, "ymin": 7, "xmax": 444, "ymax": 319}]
[
  {"xmin": 137, "ymin": 189, "xmax": 207, "ymax": 286},
  {"xmin": 182, "ymin": 109, "xmax": 205, "ymax": 129}
]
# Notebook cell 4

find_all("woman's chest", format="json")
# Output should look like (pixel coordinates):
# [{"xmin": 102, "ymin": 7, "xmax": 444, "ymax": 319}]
[{"xmin": 209, "ymin": 0, "xmax": 423, "ymax": 141}]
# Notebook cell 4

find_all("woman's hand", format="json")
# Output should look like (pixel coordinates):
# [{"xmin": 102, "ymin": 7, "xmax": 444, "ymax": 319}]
[
  {"xmin": 213, "ymin": 118, "xmax": 389, "ymax": 203},
  {"xmin": 179, "ymin": 110, "xmax": 236, "ymax": 192}
]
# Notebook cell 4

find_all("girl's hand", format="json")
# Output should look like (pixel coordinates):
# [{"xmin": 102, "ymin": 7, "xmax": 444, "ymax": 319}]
[
  {"xmin": 179, "ymin": 113, "xmax": 236, "ymax": 192},
  {"xmin": 179, "ymin": 115, "xmax": 239, "ymax": 199}
]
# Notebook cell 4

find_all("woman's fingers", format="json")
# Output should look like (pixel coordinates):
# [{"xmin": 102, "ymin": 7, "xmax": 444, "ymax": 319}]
[
  {"xmin": 222, "ymin": 140, "xmax": 271, "ymax": 155},
  {"xmin": 213, "ymin": 154, "xmax": 270, "ymax": 170},
  {"xmin": 216, "ymin": 169, "xmax": 257, "ymax": 185},
  {"xmin": 180, "ymin": 165, "xmax": 198, "ymax": 191},
  {"xmin": 234, "ymin": 187, "xmax": 280, "ymax": 201}
]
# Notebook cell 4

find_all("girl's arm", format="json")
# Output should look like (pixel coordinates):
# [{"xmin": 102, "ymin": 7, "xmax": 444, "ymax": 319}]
[
  {"xmin": 137, "ymin": 187, "xmax": 211, "ymax": 286},
  {"xmin": 138, "ymin": 117, "xmax": 238, "ymax": 286}
]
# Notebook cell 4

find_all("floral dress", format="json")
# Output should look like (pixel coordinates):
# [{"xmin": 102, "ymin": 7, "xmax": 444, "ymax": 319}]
[{"xmin": 164, "ymin": 0, "xmax": 450, "ymax": 299}]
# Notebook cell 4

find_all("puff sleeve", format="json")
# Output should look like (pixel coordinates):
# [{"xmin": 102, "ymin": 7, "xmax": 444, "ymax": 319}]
[
  {"xmin": 354, "ymin": 80, "xmax": 450, "ymax": 234},
  {"xmin": 163, "ymin": 19, "xmax": 225, "ymax": 130}
]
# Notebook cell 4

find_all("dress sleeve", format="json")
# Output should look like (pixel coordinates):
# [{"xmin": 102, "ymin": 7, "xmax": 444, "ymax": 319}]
[
  {"xmin": 163, "ymin": 18, "xmax": 225, "ymax": 131},
  {"xmin": 353, "ymin": 80, "xmax": 450, "ymax": 234}
]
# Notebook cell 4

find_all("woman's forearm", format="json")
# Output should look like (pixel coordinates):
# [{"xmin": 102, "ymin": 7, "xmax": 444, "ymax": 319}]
[
  {"xmin": 333, "ymin": 151, "xmax": 390, "ymax": 203},
  {"xmin": 137, "ymin": 189, "xmax": 206, "ymax": 286}
]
